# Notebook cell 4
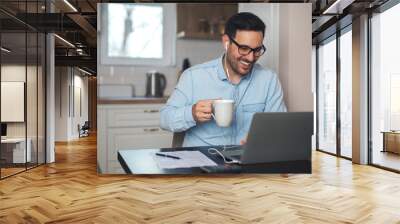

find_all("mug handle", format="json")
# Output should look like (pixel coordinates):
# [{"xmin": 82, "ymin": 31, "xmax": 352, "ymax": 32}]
[
  {"xmin": 210, "ymin": 98, "xmax": 222, "ymax": 122},
  {"xmin": 211, "ymin": 102, "xmax": 216, "ymax": 120},
  {"xmin": 211, "ymin": 113, "xmax": 216, "ymax": 120}
]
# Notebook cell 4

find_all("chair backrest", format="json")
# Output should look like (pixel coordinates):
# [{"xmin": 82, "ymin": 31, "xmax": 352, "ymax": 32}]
[
  {"xmin": 172, "ymin": 132, "xmax": 185, "ymax": 148},
  {"xmin": 82, "ymin": 121, "xmax": 90, "ymax": 129}
]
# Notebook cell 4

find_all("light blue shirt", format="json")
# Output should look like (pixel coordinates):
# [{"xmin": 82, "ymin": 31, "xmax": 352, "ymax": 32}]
[{"xmin": 160, "ymin": 55, "xmax": 287, "ymax": 147}]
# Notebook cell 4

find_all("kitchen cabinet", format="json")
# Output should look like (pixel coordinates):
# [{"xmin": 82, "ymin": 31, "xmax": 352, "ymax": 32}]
[
  {"xmin": 177, "ymin": 3, "xmax": 238, "ymax": 40},
  {"xmin": 98, "ymin": 102, "xmax": 172, "ymax": 174}
]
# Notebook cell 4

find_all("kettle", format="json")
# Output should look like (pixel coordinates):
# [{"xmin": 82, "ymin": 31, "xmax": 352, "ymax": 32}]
[{"xmin": 145, "ymin": 71, "xmax": 167, "ymax": 97}]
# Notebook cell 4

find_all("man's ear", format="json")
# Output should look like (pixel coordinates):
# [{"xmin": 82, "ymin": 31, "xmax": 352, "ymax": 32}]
[{"xmin": 222, "ymin": 34, "xmax": 229, "ymax": 51}]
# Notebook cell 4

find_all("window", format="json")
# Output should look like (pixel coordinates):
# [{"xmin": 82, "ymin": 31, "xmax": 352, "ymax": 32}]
[
  {"xmin": 317, "ymin": 36, "xmax": 337, "ymax": 155},
  {"xmin": 100, "ymin": 3, "xmax": 176, "ymax": 66},
  {"xmin": 316, "ymin": 25, "xmax": 353, "ymax": 159},
  {"xmin": 339, "ymin": 29, "xmax": 352, "ymax": 158},
  {"xmin": 390, "ymin": 74, "xmax": 400, "ymax": 130},
  {"xmin": 371, "ymin": 2, "xmax": 400, "ymax": 171},
  {"xmin": 0, "ymin": 1, "xmax": 47, "ymax": 179},
  {"xmin": 108, "ymin": 4, "xmax": 163, "ymax": 59}
]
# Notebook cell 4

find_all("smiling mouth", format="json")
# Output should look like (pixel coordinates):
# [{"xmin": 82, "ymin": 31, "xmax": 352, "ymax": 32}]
[{"xmin": 239, "ymin": 60, "xmax": 252, "ymax": 68}]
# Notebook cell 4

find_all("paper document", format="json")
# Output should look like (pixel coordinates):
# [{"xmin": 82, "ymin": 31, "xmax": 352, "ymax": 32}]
[{"xmin": 154, "ymin": 151, "xmax": 217, "ymax": 169}]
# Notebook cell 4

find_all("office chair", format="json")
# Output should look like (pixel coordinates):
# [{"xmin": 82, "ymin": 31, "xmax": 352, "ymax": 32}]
[
  {"xmin": 172, "ymin": 132, "xmax": 185, "ymax": 148},
  {"xmin": 79, "ymin": 121, "xmax": 90, "ymax": 138}
]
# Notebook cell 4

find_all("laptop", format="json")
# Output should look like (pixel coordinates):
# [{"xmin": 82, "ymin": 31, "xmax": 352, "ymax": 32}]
[{"xmin": 221, "ymin": 112, "xmax": 313, "ymax": 164}]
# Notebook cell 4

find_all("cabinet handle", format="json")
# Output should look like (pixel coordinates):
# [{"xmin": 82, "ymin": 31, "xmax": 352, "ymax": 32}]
[
  {"xmin": 144, "ymin": 109, "xmax": 159, "ymax": 113},
  {"xmin": 144, "ymin": 128, "xmax": 159, "ymax": 132}
]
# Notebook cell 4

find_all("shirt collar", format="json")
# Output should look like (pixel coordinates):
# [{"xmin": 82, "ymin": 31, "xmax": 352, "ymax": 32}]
[
  {"xmin": 216, "ymin": 54, "xmax": 228, "ymax": 81},
  {"xmin": 216, "ymin": 54, "xmax": 253, "ymax": 82}
]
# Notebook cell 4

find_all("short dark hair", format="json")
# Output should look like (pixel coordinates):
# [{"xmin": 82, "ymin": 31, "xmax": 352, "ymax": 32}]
[{"xmin": 224, "ymin": 12, "xmax": 265, "ymax": 38}]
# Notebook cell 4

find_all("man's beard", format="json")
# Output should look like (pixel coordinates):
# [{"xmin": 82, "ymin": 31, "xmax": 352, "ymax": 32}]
[{"xmin": 227, "ymin": 53, "xmax": 254, "ymax": 76}]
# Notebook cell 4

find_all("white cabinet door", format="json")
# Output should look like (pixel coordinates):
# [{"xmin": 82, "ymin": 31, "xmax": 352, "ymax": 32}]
[
  {"xmin": 98, "ymin": 103, "xmax": 173, "ymax": 174},
  {"xmin": 107, "ymin": 107, "xmax": 162, "ymax": 127}
]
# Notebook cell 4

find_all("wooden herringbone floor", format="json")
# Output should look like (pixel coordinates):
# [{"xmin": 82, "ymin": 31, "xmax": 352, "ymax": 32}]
[{"xmin": 1, "ymin": 134, "xmax": 400, "ymax": 224}]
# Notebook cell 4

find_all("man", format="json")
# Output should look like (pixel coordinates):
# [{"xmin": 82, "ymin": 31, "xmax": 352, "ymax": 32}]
[{"xmin": 160, "ymin": 12, "xmax": 287, "ymax": 147}]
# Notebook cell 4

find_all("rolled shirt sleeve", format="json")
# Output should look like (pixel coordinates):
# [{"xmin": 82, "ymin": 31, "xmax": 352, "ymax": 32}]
[{"xmin": 160, "ymin": 70, "xmax": 197, "ymax": 132}]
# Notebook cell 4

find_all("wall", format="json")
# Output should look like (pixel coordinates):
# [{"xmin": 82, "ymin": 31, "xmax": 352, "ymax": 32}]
[
  {"xmin": 73, "ymin": 73, "xmax": 89, "ymax": 137},
  {"xmin": 238, "ymin": 3, "xmax": 313, "ymax": 112},
  {"xmin": 98, "ymin": 39, "xmax": 224, "ymax": 97},
  {"xmin": 55, "ymin": 67, "xmax": 69, "ymax": 141},
  {"xmin": 278, "ymin": 4, "xmax": 313, "ymax": 112},
  {"xmin": 238, "ymin": 3, "xmax": 280, "ymax": 75},
  {"xmin": 1, "ymin": 64, "xmax": 45, "ymax": 164},
  {"xmin": 55, "ymin": 67, "xmax": 89, "ymax": 141},
  {"xmin": 1, "ymin": 65, "xmax": 41, "ymax": 137},
  {"xmin": 1, "ymin": 65, "xmax": 26, "ymax": 138}
]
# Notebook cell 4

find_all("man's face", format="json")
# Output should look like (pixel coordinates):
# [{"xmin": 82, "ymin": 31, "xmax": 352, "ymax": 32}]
[{"xmin": 225, "ymin": 30, "xmax": 264, "ymax": 76}]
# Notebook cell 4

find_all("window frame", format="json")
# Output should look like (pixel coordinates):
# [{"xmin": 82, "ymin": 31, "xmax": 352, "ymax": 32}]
[
  {"xmin": 315, "ymin": 24, "xmax": 353, "ymax": 160},
  {"xmin": 316, "ymin": 34, "xmax": 338, "ymax": 156},
  {"xmin": 338, "ymin": 26, "xmax": 353, "ymax": 158},
  {"xmin": 368, "ymin": 0, "xmax": 400, "ymax": 172}
]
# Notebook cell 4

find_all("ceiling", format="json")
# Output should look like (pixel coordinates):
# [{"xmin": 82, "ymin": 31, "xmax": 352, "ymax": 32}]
[
  {"xmin": 0, "ymin": 0, "xmax": 99, "ymax": 74},
  {"xmin": 0, "ymin": 0, "xmax": 393, "ymax": 75},
  {"xmin": 311, "ymin": 0, "xmax": 389, "ymax": 43}
]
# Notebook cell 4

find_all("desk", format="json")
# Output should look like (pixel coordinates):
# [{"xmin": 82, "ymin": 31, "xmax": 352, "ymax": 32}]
[
  {"xmin": 1, "ymin": 138, "xmax": 31, "ymax": 164},
  {"xmin": 118, "ymin": 146, "xmax": 311, "ymax": 174}
]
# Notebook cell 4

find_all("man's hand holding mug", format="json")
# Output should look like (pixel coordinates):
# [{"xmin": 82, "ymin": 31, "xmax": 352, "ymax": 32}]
[
  {"xmin": 192, "ymin": 99, "xmax": 234, "ymax": 127},
  {"xmin": 192, "ymin": 99, "xmax": 214, "ymax": 123}
]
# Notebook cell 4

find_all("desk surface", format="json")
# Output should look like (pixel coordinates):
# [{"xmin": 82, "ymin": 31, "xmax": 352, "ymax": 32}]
[
  {"xmin": 118, "ymin": 146, "xmax": 311, "ymax": 174},
  {"xmin": 381, "ymin": 131, "xmax": 400, "ymax": 134}
]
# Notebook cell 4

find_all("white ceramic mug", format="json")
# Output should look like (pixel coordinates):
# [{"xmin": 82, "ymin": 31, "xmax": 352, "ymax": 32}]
[{"xmin": 212, "ymin": 99, "xmax": 234, "ymax": 127}]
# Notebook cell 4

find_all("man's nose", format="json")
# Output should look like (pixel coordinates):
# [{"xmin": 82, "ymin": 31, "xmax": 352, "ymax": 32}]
[{"xmin": 244, "ymin": 51, "xmax": 255, "ymax": 62}]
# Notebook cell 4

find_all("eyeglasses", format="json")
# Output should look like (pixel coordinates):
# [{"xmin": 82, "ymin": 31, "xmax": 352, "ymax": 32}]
[{"xmin": 228, "ymin": 36, "xmax": 266, "ymax": 57}]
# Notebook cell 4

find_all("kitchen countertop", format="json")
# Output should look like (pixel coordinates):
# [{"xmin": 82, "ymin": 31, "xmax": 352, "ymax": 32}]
[{"xmin": 98, "ymin": 96, "xmax": 169, "ymax": 105}]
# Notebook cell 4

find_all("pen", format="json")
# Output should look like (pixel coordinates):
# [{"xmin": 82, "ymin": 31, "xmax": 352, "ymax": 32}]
[{"xmin": 155, "ymin": 153, "xmax": 181, "ymax": 160}]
